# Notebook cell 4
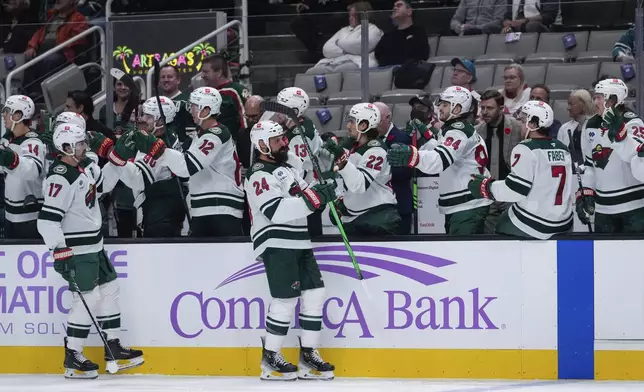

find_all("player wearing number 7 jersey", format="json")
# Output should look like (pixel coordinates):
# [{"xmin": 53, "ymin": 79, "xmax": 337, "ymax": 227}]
[
  {"xmin": 387, "ymin": 86, "xmax": 492, "ymax": 234},
  {"xmin": 468, "ymin": 101, "xmax": 574, "ymax": 239},
  {"xmin": 128, "ymin": 87, "xmax": 245, "ymax": 237}
]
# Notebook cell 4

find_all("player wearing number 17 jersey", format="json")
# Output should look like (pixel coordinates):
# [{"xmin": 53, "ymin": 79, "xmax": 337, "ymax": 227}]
[
  {"xmin": 387, "ymin": 86, "xmax": 492, "ymax": 234},
  {"xmin": 128, "ymin": 87, "xmax": 244, "ymax": 237},
  {"xmin": 468, "ymin": 101, "xmax": 573, "ymax": 239}
]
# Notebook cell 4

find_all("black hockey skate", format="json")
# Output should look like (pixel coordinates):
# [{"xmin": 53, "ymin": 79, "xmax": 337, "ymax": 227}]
[
  {"xmin": 259, "ymin": 336, "xmax": 297, "ymax": 381},
  {"xmin": 64, "ymin": 337, "xmax": 99, "ymax": 379},
  {"xmin": 103, "ymin": 333, "xmax": 144, "ymax": 372},
  {"xmin": 297, "ymin": 337, "xmax": 335, "ymax": 380}
]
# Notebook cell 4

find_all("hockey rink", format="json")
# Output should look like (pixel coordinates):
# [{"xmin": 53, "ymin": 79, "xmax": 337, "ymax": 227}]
[{"xmin": 0, "ymin": 376, "xmax": 643, "ymax": 392}]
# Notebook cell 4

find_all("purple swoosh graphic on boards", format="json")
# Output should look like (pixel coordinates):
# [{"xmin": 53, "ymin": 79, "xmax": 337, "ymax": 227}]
[
  {"xmin": 217, "ymin": 263, "xmax": 265, "ymax": 289},
  {"xmin": 313, "ymin": 245, "xmax": 456, "ymax": 268}
]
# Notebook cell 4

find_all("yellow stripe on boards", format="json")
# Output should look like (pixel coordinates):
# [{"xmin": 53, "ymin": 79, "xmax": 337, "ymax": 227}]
[
  {"xmin": 0, "ymin": 347, "xmax": 557, "ymax": 379},
  {"xmin": 596, "ymin": 350, "xmax": 644, "ymax": 380}
]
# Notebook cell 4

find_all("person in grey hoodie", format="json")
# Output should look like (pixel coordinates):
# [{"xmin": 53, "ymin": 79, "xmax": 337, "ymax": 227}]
[{"xmin": 450, "ymin": 0, "xmax": 506, "ymax": 35}]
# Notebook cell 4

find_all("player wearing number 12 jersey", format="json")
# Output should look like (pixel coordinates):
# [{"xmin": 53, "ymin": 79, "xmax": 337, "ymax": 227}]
[
  {"xmin": 128, "ymin": 87, "xmax": 244, "ymax": 237},
  {"xmin": 468, "ymin": 101, "xmax": 573, "ymax": 239},
  {"xmin": 387, "ymin": 86, "xmax": 492, "ymax": 234}
]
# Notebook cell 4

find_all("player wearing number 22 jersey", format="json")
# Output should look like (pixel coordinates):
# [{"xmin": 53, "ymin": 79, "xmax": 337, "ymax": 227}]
[
  {"xmin": 468, "ymin": 101, "xmax": 573, "ymax": 239},
  {"xmin": 387, "ymin": 86, "xmax": 492, "ymax": 234}
]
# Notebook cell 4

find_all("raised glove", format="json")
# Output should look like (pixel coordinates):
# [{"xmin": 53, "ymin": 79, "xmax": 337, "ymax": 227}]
[
  {"xmin": 0, "ymin": 147, "xmax": 19, "ymax": 169},
  {"xmin": 107, "ymin": 131, "xmax": 138, "ymax": 166},
  {"xmin": 468, "ymin": 174, "xmax": 496, "ymax": 200},
  {"xmin": 404, "ymin": 119, "xmax": 434, "ymax": 142},
  {"xmin": 87, "ymin": 131, "xmax": 114, "ymax": 158},
  {"xmin": 322, "ymin": 138, "xmax": 348, "ymax": 169},
  {"xmin": 132, "ymin": 130, "xmax": 166, "ymax": 160},
  {"xmin": 575, "ymin": 187, "xmax": 595, "ymax": 225},
  {"xmin": 302, "ymin": 181, "xmax": 337, "ymax": 211},
  {"xmin": 387, "ymin": 143, "xmax": 419, "ymax": 168},
  {"xmin": 603, "ymin": 108, "xmax": 628, "ymax": 143},
  {"xmin": 53, "ymin": 247, "xmax": 75, "ymax": 277}
]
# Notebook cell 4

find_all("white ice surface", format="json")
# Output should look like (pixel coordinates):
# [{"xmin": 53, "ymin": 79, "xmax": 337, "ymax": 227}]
[{"xmin": 0, "ymin": 376, "xmax": 643, "ymax": 392}]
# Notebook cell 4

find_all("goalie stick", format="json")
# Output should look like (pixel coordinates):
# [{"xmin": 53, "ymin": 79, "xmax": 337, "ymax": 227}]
[
  {"xmin": 151, "ymin": 59, "xmax": 192, "ymax": 222},
  {"xmin": 259, "ymin": 101, "xmax": 371, "ymax": 298}
]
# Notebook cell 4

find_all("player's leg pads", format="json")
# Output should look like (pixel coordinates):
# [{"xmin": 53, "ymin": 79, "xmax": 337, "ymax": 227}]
[
  {"xmin": 265, "ymin": 297, "xmax": 297, "ymax": 352},
  {"xmin": 67, "ymin": 287, "xmax": 101, "ymax": 351},
  {"xmin": 299, "ymin": 287, "xmax": 325, "ymax": 348}
]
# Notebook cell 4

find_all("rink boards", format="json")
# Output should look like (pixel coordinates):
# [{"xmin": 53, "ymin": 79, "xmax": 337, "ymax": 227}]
[{"xmin": 0, "ymin": 240, "xmax": 642, "ymax": 380}]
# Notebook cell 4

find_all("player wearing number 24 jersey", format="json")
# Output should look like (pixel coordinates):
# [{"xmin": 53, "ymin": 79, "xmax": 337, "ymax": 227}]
[
  {"xmin": 387, "ymin": 86, "xmax": 492, "ymax": 235},
  {"xmin": 468, "ymin": 101, "xmax": 574, "ymax": 239}
]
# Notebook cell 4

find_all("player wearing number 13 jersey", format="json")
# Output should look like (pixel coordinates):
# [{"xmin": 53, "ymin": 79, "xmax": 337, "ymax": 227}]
[
  {"xmin": 387, "ymin": 86, "xmax": 492, "ymax": 234},
  {"xmin": 468, "ymin": 101, "xmax": 573, "ymax": 239}
]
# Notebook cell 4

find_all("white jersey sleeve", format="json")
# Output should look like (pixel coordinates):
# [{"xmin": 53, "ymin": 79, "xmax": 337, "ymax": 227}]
[
  {"xmin": 489, "ymin": 143, "xmax": 534, "ymax": 202},
  {"xmin": 338, "ymin": 146, "xmax": 387, "ymax": 194},
  {"xmin": 157, "ymin": 132, "xmax": 221, "ymax": 178},
  {"xmin": 246, "ymin": 170, "xmax": 312, "ymax": 224},
  {"xmin": 580, "ymin": 120, "xmax": 596, "ymax": 189},
  {"xmin": 416, "ymin": 129, "xmax": 469, "ymax": 174},
  {"xmin": 9, "ymin": 138, "xmax": 45, "ymax": 178},
  {"xmin": 37, "ymin": 174, "xmax": 75, "ymax": 250}
]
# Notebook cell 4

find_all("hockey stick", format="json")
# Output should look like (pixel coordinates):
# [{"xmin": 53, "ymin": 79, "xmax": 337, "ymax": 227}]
[
  {"xmin": 410, "ymin": 123, "xmax": 419, "ymax": 235},
  {"xmin": 152, "ymin": 59, "xmax": 192, "ymax": 223},
  {"xmin": 69, "ymin": 270, "xmax": 119, "ymax": 374},
  {"xmin": 573, "ymin": 162, "xmax": 593, "ymax": 233},
  {"xmin": 260, "ymin": 101, "xmax": 371, "ymax": 299}
]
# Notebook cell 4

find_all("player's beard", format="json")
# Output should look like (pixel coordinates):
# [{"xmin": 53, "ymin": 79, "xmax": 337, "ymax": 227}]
[{"xmin": 273, "ymin": 146, "xmax": 289, "ymax": 164}]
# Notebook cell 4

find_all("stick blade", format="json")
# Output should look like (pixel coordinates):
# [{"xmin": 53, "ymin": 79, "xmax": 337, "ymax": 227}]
[{"xmin": 260, "ymin": 101, "xmax": 298, "ymax": 120}]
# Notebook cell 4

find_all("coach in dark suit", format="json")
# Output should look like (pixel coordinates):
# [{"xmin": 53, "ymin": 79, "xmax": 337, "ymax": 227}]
[{"xmin": 374, "ymin": 102, "xmax": 413, "ymax": 235}]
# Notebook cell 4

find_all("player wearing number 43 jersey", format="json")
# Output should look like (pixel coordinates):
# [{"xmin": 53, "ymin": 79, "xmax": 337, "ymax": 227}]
[
  {"xmin": 578, "ymin": 78, "xmax": 644, "ymax": 233},
  {"xmin": 128, "ymin": 87, "xmax": 245, "ymax": 237},
  {"xmin": 468, "ymin": 101, "xmax": 574, "ymax": 239},
  {"xmin": 1, "ymin": 95, "xmax": 46, "ymax": 239},
  {"xmin": 245, "ymin": 120, "xmax": 336, "ymax": 381},
  {"xmin": 37, "ymin": 124, "xmax": 143, "ymax": 379},
  {"xmin": 387, "ymin": 86, "xmax": 492, "ymax": 234}
]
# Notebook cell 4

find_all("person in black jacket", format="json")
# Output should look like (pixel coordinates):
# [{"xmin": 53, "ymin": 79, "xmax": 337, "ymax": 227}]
[
  {"xmin": 375, "ymin": 1, "xmax": 429, "ymax": 67},
  {"xmin": 0, "ymin": 0, "xmax": 37, "ymax": 54},
  {"xmin": 65, "ymin": 90, "xmax": 116, "ymax": 141}
]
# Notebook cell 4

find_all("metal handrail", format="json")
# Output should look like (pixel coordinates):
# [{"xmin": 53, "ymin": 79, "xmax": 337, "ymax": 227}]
[
  {"xmin": 5, "ymin": 25, "xmax": 106, "ymax": 100},
  {"xmin": 79, "ymin": 62, "xmax": 105, "ymax": 75},
  {"xmin": 145, "ymin": 20, "xmax": 244, "ymax": 98}
]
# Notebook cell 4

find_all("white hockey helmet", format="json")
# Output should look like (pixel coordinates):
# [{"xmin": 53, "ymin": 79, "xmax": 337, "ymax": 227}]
[
  {"xmin": 594, "ymin": 78, "xmax": 628, "ymax": 107},
  {"xmin": 437, "ymin": 86, "xmax": 472, "ymax": 119},
  {"xmin": 520, "ymin": 100, "xmax": 554, "ymax": 133},
  {"xmin": 54, "ymin": 111, "xmax": 86, "ymax": 131},
  {"xmin": 276, "ymin": 87, "xmax": 309, "ymax": 117},
  {"xmin": 2, "ymin": 95, "xmax": 35, "ymax": 131},
  {"xmin": 53, "ymin": 123, "xmax": 87, "ymax": 157},
  {"xmin": 189, "ymin": 87, "xmax": 222, "ymax": 125},
  {"xmin": 141, "ymin": 96, "xmax": 177, "ymax": 125},
  {"xmin": 347, "ymin": 102, "xmax": 381, "ymax": 133},
  {"xmin": 251, "ymin": 120, "xmax": 286, "ymax": 155}
]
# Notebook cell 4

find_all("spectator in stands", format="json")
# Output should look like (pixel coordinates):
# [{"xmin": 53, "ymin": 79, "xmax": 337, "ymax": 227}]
[
  {"xmin": 0, "ymin": 0, "xmax": 37, "ymax": 54},
  {"xmin": 305, "ymin": 1, "xmax": 383, "ymax": 75},
  {"xmin": 374, "ymin": 1, "xmax": 429, "ymax": 67},
  {"xmin": 99, "ymin": 78, "xmax": 136, "ymax": 129},
  {"xmin": 613, "ymin": 27, "xmax": 636, "ymax": 62},
  {"xmin": 66, "ymin": 90, "xmax": 115, "ymax": 140},
  {"xmin": 291, "ymin": 0, "xmax": 349, "ymax": 63},
  {"xmin": 557, "ymin": 89, "xmax": 595, "ymax": 167},
  {"xmin": 160, "ymin": 64, "xmax": 192, "ymax": 143},
  {"xmin": 502, "ymin": 0, "xmax": 558, "ymax": 33},
  {"xmin": 451, "ymin": 58, "xmax": 476, "ymax": 91},
  {"xmin": 407, "ymin": 95, "xmax": 440, "ymax": 146},
  {"xmin": 475, "ymin": 89, "xmax": 522, "ymax": 233},
  {"xmin": 529, "ymin": 83, "xmax": 561, "ymax": 137},
  {"xmin": 374, "ymin": 101, "xmax": 413, "ymax": 234},
  {"xmin": 450, "ymin": 0, "xmax": 505, "ymax": 35},
  {"xmin": 238, "ymin": 95, "xmax": 263, "ymax": 170},
  {"xmin": 499, "ymin": 64, "xmax": 530, "ymax": 117},
  {"xmin": 201, "ymin": 54, "xmax": 249, "ymax": 137}
]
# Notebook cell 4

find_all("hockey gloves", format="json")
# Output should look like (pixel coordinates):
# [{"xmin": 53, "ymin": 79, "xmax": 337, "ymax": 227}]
[
  {"xmin": 323, "ymin": 138, "xmax": 349, "ymax": 170},
  {"xmin": 53, "ymin": 247, "xmax": 75, "ymax": 279},
  {"xmin": 302, "ymin": 181, "xmax": 337, "ymax": 212},
  {"xmin": 404, "ymin": 119, "xmax": 434, "ymax": 142},
  {"xmin": 387, "ymin": 144, "xmax": 419, "ymax": 168},
  {"xmin": 575, "ymin": 188, "xmax": 596, "ymax": 225},
  {"xmin": 132, "ymin": 130, "xmax": 166, "ymax": 160},
  {"xmin": 0, "ymin": 147, "xmax": 19, "ymax": 169},
  {"xmin": 468, "ymin": 174, "xmax": 496, "ymax": 200},
  {"xmin": 329, "ymin": 197, "xmax": 350, "ymax": 226},
  {"xmin": 87, "ymin": 131, "xmax": 115, "ymax": 158},
  {"xmin": 603, "ymin": 108, "xmax": 627, "ymax": 143},
  {"xmin": 102, "ymin": 132, "xmax": 138, "ymax": 166}
]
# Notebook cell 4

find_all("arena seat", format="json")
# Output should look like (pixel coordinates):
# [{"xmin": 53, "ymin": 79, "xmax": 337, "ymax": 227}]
[
  {"xmin": 305, "ymin": 105, "xmax": 343, "ymax": 134},
  {"xmin": 429, "ymin": 35, "xmax": 488, "ymax": 64},
  {"xmin": 294, "ymin": 72, "xmax": 342, "ymax": 99},
  {"xmin": 552, "ymin": 99, "xmax": 570, "ymax": 122},
  {"xmin": 577, "ymin": 30, "xmax": 625, "ymax": 63},
  {"xmin": 41, "ymin": 64, "xmax": 89, "ymax": 114},
  {"xmin": 524, "ymin": 31, "xmax": 590, "ymax": 63},
  {"xmin": 545, "ymin": 63, "xmax": 599, "ymax": 99},
  {"xmin": 380, "ymin": 89, "xmax": 425, "ymax": 104},
  {"xmin": 392, "ymin": 104, "xmax": 412, "ymax": 129},
  {"xmin": 426, "ymin": 66, "xmax": 444, "ymax": 93},
  {"xmin": 0, "ymin": 53, "xmax": 26, "ymax": 87},
  {"xmin": 598, "ymin": 62, "xmax": 637, "ymax": 96},
  {"xmin": 476, "ymin": 33, "xmax": 539, "ymax": 65},
  {"xmin": 428, "ymin": 35, "xmax": 439, "ymax": 58}
]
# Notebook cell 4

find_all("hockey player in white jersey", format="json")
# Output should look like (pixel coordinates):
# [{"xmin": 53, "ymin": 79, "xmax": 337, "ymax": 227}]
[
  {"xmin": 41, "ymin": 111, "xmax": 88, "ymax": 172},
  {"xmin": 468, "ymin": 101, "xmax": 574, "ymax": 239},
  {"xmin": 1, "ymin": 95, "xmax": 46, "ymax": 238},
  {"xmin": 387, "ymin": 86, "xmax": 492, "ymax": 234},
  {"xmin": 245, "ymin": 120, "xmax": 336, "ymax": 381},
  {"xmin": 322, "ymin": 102, "xmax": 401, "ymax": 235},
  {"xmin": 37, "ymin": 124, "xmax": 143, "ymax": 379},
  {"xmin": 578, "ymin": 78, "xmax": 644, "ymax": 233},
  {"xmin": 128, "ymin": 87, "xmax": 245, "ymax": 237}
]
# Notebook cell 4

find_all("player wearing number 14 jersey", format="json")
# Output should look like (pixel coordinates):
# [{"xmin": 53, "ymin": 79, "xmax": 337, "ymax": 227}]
[
  {"xmin": 468, "ymin": 101, "xmax": 573, "ymax": 239},
  {"xmin": 128, "ymin": 87, "xmax": 244, "ymax": 237},
  {"xmin": 387, "ymin": 86, "xmax": 492, "ymax": 234}
]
